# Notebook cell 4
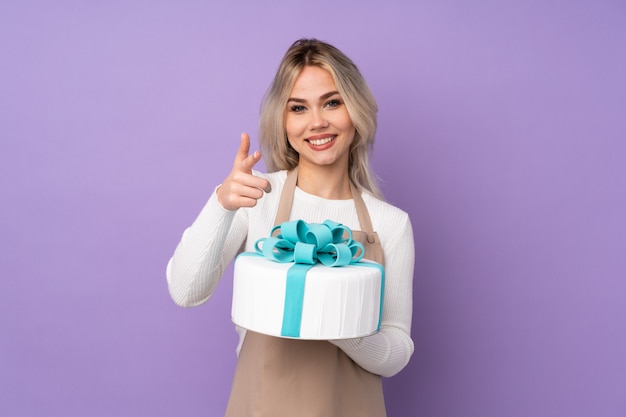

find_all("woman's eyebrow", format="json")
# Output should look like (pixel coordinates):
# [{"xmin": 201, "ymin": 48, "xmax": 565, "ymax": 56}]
[
  {"xmin": 287, "ymin": 91, "xmax": 340, "ymax": 103},
  {"xmin": 320, "ymin": 90, "xmax": 340, "ymax": 100}
]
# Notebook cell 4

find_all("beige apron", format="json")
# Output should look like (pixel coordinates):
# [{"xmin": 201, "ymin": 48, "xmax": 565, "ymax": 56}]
[{"xmin": 225, "ymin": 168, "xmax": 386, "ymax": 417}]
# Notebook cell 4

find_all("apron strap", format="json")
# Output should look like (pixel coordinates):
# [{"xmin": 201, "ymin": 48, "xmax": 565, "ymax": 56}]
[
  {"xmin": 273, "ymin": 167, "xmax": 298, "ymax": 226},
  {"xmin": 350, "ymin": 181, "xmax": 374, "ymax": 235}
]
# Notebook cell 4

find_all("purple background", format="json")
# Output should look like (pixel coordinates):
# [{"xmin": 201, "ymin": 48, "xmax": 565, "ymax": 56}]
[{"xmin": 1, "ymin": 1, "xmax": 625, "ymax": 416}]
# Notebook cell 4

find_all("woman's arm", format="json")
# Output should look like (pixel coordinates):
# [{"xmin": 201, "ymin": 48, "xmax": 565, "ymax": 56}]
[
  {"xmin": 167, "ymin": 133, "xmax": 271, "ymax": 307},
  {"xmin": 166, "ymin": 192, "xmax": 248, "ymax": 307}
]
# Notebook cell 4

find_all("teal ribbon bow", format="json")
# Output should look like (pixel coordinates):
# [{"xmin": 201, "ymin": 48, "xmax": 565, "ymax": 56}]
[
  {"xmin": 254, "ymin": 220, "xmax": 366, "ymax": 337},
  {"xmin": 255, "ymin": 219, "xmax": 365, "ymax": 267}
]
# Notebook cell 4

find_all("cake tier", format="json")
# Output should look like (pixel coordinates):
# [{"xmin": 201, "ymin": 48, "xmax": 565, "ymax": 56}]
[{"xmin": 232, "ymin": 254, "xmax": 383, "ymax": 340}]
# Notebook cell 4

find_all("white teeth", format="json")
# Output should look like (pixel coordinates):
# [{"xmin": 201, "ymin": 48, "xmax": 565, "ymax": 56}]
[{"xmin": 309, "ymin": 136, "xmax": 335, "ymax": 146}]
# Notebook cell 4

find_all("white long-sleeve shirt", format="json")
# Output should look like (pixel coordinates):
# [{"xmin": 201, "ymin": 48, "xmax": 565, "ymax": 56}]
[{"xmin": 166, "ymin": 170, "xmax": 415, "ymax": 377}]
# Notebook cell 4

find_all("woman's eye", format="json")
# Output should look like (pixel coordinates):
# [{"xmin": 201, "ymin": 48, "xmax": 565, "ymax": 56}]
[
  {"xmin": 290, "ymin": 105, "xmax": 306, "ymax": 112},
  {"xmin": 325, "ymin": 99, "xmax": 341, "ymax": 108}
]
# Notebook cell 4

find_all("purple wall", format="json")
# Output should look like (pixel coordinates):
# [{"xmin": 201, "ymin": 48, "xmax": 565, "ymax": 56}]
[{"xmin": 1, "ymin": 1, "xmax": 625, "ymax": 416}]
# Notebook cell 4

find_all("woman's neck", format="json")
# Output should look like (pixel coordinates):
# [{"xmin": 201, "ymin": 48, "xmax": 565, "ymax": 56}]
[{"xmin": 295, "ymin": 163, "xmax": 352, "ymax": 200}]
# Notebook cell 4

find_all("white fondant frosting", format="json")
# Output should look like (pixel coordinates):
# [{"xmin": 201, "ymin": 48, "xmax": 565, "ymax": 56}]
[{"xmin": 232, "ymin": 255, "xmax": 383, "ymax": 340}]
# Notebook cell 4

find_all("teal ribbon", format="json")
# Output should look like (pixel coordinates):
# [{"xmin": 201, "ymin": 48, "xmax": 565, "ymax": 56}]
[{"xmin": 254, "ymin": 220, "xmax": 366, "ymax": 337}]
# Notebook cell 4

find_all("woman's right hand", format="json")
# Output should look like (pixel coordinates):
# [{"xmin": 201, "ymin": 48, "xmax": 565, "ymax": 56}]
[{"xmin": 216, "ymin": 133, "xmax": 272, "ymax": 211}]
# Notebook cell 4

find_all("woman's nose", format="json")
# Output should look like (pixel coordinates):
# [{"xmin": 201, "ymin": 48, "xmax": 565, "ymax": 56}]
[{"xmin": 310, "ymin": 110, "xmax": 329, "ymax": 129}]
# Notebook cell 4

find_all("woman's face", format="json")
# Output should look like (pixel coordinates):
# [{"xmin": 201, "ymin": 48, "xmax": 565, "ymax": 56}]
[{"xmin": 284, "ymin": 65, "xmax": 355, "ymax": 172}]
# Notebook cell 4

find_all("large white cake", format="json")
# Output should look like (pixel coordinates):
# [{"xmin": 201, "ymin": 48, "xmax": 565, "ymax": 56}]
[{"xmin": 232, "ymin": 254, "xmax": 383, "ymax": 340}]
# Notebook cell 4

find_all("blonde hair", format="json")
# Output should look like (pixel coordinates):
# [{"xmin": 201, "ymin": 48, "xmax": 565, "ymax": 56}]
[{"xmin": 259, "ymin": 38, "xmax": 382, "ymax": 198}]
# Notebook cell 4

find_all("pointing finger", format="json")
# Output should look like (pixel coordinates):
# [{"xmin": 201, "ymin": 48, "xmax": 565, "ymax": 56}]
[{"xmin": 234, "ymin": 132, "xmax": 251, "ymax": 165}]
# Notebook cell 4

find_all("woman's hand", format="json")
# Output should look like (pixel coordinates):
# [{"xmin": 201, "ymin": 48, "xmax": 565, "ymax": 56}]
[{"xmin": 216, "ymin": 133, "xmax": 272, "ymax": 211}]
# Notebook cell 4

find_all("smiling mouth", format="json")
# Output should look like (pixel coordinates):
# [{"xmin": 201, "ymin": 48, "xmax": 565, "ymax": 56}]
[{"xmin": 306, "ymin": 136, "xmax": 336, "ymax": 146}]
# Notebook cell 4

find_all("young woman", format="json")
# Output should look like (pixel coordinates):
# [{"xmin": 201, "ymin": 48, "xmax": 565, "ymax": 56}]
[{"xmin": 167, "ymin": 38, "xmax": 415, "ymax": 416}]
